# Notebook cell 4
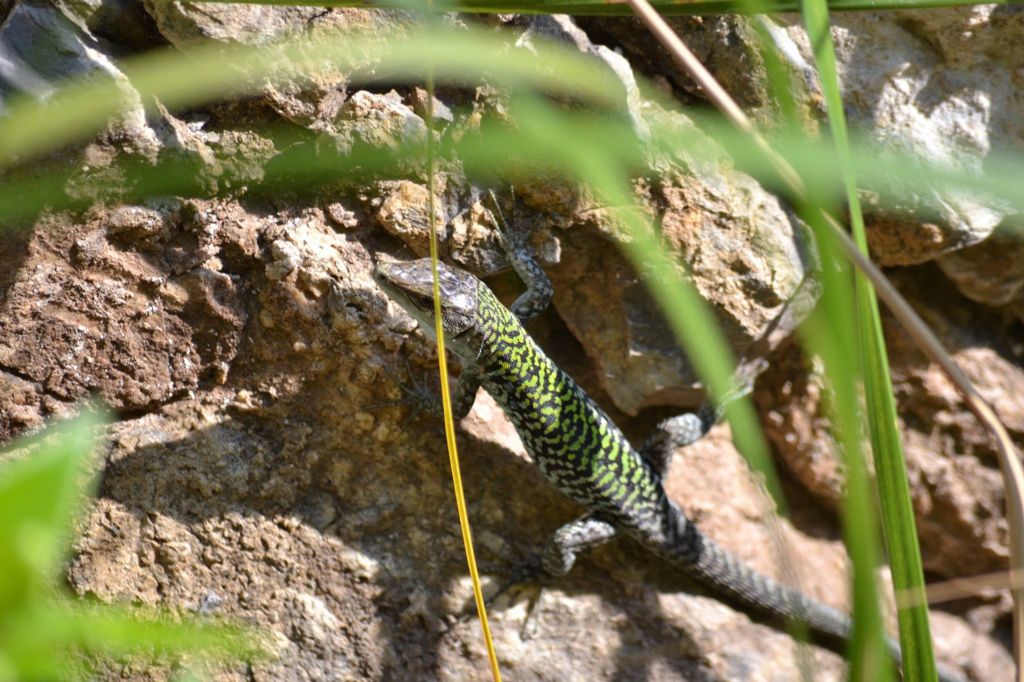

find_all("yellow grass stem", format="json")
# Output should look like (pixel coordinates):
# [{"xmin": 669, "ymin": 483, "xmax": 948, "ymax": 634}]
[{"xmin": 424, "ymin": 56, "xmax": 502, "ymax": 682}]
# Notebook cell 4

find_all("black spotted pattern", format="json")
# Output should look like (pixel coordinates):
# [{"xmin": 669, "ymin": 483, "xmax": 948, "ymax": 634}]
[{"xmin": 474, "ymin": 281, "xmax": 670, "ymax": 534}]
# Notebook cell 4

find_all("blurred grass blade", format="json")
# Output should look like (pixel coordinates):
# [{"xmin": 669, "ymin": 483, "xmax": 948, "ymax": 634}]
[
  {"xmin": 799, "ymin": 220, "xmax": 891, "ymax": 681},
  {"xmin": 900, "ymin": 569, "xmax": 1024, "ymax": 609},
  {"xmin": 0, "ymin": 412, "xmax": 102, "ymax": 608},
  {"xmin": 204, "ymin": 0, "xmax": 1017, "ymax": 15},
  {"xmin": 0, "ymin": 27, "xmax": 1022, "ymax": 215},
  {"xmin": 47, "ymin": 603, "xmax": 259, "ymax": 657},
  {"xmin": 799, "ymin": 0, "xmax": 936, "ymax": 678},
  {"xmin": 613, "ymin": 3, "xmax": 1024, "ymax": 675},
  {"xmin": 620, "ymin": 0, "xmax": 888, "ymax": 672},
  {"xmin": 0, "ymin": 29, "xmax": 624, "ymax": 168},
  {"xmin": 0, "ymin": 411, "xmax": 262, "ymax": 678},
  {"xmin": 8, "ymin": 604, "xmax": 259, "ymax": 679}
]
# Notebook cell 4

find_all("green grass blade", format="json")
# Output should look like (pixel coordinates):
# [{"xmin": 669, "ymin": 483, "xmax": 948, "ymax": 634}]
[
  {"xmin": 799, "ymin": 0, "xmax": 937, "ymax": 678},
  {"xmin": 798, "ymin": 224, "xmax": 892, "ymax": 681},
  {"xmin": 0, "ymin": 413, "xmax": 263, "ymax": 678}
]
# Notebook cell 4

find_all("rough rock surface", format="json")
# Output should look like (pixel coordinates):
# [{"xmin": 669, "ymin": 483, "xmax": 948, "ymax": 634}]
[
  {"xmin": 757, "ymin": 266, "xmax": 1022, "ymax": 640},
  {"xmin": 937, "ymin": 216, "xmax": 1024, "ymax": 308},
  {"xmin": 0, "ymin": 3, "xmax": 1019, "ymax": 682},
  {"xmin": 544, "ymin": 154, "xmax": 819, "ymax": 416},
  {"xmin": 801, "ymin": 7, "xmax": 1021, "ymax": 272},
  {"xmin": 578, "ymin": 15, "xmax": 823, "ymax": 132},
  {"xmin": 589, "ymin": 8, "xmax": 1024, "ymax": 304}
]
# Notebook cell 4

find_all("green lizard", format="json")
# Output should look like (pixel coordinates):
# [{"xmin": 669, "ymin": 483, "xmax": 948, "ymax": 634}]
[{"xmin": 372, "ymin": 199, "xmax": 966, "ymax": 682}]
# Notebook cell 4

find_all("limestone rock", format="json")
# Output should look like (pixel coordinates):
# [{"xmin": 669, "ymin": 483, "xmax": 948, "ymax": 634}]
[
  {"xmin": 758, "ymin": 266, "xmax": 1020, "ymax": 618},
  {"xmin": 787, "ymin": 7, "xmax": 1022, "ymax": 266},
  {"xmin": 0, "ymin": 7, "xmax": 1015, "ymax": 682}
]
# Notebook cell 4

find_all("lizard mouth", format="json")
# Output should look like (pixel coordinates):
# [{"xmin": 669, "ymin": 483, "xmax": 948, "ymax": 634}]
[{"xmin": 373, "ymin": 263, "xmax": 435, "ymax": 316}]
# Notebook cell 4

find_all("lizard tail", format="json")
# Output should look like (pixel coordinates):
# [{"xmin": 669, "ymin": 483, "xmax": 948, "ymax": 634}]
[{"xmin": 658, "ymin": 503, "xmax": 967, "ymax": 682}]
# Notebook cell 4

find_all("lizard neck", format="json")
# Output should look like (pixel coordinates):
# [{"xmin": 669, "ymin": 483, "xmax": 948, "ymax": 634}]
[{"xmin": 473, "ymin": 283, "xmax": 545, "ymax": 388}]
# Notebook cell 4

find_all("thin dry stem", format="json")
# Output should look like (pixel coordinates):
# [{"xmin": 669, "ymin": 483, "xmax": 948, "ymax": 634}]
[{"xmin": 899, "ymin": 569, "xmax": 1024, "ymax": 609}]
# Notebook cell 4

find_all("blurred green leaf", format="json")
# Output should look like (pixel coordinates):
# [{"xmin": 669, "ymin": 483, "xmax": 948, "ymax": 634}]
[
  {"xmin": 800, "ymin": 0, "xmax": 936, "ymax": 677},
  {"xmin": 0, "ymin": 413, "xmax": 100, "ymax": 610},
  {"xmin": 0, "ymin": 413, "xmax": 262, "ymax": 678},
  {"xmin": 207, "ymin": 0, "xmax": 1016, "ymax": 15}
]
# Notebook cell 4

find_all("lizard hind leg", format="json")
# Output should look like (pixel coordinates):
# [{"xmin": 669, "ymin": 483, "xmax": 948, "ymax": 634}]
[
  {"xmin": 637, "ymin": 409, "xmax": 716, "ymax": 478},
  {"xmin": 542, "ymin": 513, "xmax": 619, "ymax": 576},
  {"xmin": 462, "ymin": 513, "xmax": 618, "ymax": 640},
  {"xmin": 637, "ymin": 362, "xmax": 767, "ymax": 477},
  {"xmin": 483, "ymin": 513, "xmax": 618, "ymax": 609},
  {"xmin": 477, "ymin": 514, "xmax": 617, "ymax": 614}
]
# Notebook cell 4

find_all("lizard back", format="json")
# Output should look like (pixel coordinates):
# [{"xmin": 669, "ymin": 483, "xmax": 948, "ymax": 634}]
[{"xmin": 473, "ymin": 280, "xmax": 666, "ymax": 530}]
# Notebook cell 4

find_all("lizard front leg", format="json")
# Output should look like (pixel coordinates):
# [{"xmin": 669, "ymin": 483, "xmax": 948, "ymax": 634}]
[
  {"xmin": 449, "ymin": 365, "xmax": 482, "ymax": 420},
  {"xmin": 637, "ymin": 407, "xmax": 718, "ymax": 478},
  {"xmin": 486, "ymin": 190, "xmax": 552, "ymax": 323},
  {"xmin": 380, "ymin": 360, "xmax": 482, "ymax": 422}
]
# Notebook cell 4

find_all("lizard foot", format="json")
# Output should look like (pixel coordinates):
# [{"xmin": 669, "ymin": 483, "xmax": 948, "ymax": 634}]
[
  {"xmin": 453, "ymin": 556, "xmax": 549, "ymax": 639},
  {"xmin": 364, "ymin": 358, "xmax": 443, "ymax": 425}
]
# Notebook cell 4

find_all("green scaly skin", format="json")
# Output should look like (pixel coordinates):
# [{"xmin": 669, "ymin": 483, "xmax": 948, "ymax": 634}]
[{"xmin": 373, "ymin": 220, "xmax": 966, "ymax": 682}]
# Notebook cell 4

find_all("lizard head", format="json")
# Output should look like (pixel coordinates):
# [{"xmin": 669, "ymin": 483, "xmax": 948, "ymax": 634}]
[{"xmin": 373, "ymin": 258, "xmax": 484, "ymax": 358}]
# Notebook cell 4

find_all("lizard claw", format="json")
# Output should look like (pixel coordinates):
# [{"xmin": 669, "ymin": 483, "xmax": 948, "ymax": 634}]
[
  {"xmin": 452, "ymin": 556, "xmax": 548, "ymax": 639},
  {"xmin": 485, "ymin": 189, "xmax": 528, "ymax": 252},
  {"xmin": 364, "ymin": 358, "xmax": 443, "ymax": 423}
]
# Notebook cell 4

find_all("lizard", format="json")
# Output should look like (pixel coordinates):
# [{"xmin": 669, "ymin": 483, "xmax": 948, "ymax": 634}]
[{"xmin": 372, "ymin": 197, "xmax": 967, "ymax": 682}]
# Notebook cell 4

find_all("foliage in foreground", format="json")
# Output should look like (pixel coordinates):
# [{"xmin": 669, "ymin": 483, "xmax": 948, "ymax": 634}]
[
  {"xmin": 0, "ymin": 9, "xmax": 1021, "ymax": 680},
  {"xmin": 0, "ymin": 412, "xmax": 261, "ymax": 679}
]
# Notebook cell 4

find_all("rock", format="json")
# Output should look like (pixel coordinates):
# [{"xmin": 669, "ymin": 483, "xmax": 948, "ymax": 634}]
[
  {"xmin": 0, "ymin": 0, "xmax": 17, "ymax": 32},
  {"xmin": 549, "ymin": 144, "xmax": 818, "ymax": 415},
  {"xmin": 785, "ymin": 7, "xmax": 1022, "ymax": 266},
  {"xmin": 325, "ymin": 202, "xmax": 360, "ymax": 229},
  {"xmin": 142, "ymin": 2, "xmax": 407, "ymax": 129},
  {"xmin": 931, "ymin": 611, "xmax": 1016, "ymax": 682},
  {"xmin": 758, "ymin": 266, "xmax": 1020, "ymax": 615},
  {"xmin": 0, "ymin": 369, "xmax": 46, "ymax": 440},
  {"xmin": 517, "ymin": 14, "xmax": 648, "ymax": 139},
  {"xmin": 0, "ymin": 6, "xmax": 1014, "ymax": 682},
  {"xmin": 885, "ymin": 267, "xmax": 1020, "ymax": 581},
  {"xmin": 498, "ymin": 17, "xmax": 818, "ymax": 416},
  {"xmin": 0, "ymin": 200, "xmax": 267, "ymax": 415},
  {"xmin": 143, "ymin": 1, "xmax": 328, "ymax": 48},
  {"xmin": 0, "ymin": 0, "xmax": 158, "ymax": 154},
  {"xmin": 337, "ymin": 90, "xmax": 429, "ymax": 153},
  {"xmin": 586, "ymin": 9, "xmax": 1023, "ymax": 276},
  {"xmin": 409, "ymin": 86, "xmax": 454, "ymax": 124},
  {"xmin": 937, "ymin": 215, "xmax": 1024, "ymax": 307},
  {"xmin": 56, "ymin": 0, "xmax": 162, "ymax": 50},
  {"xmin": 371, "ymin": 179, "xmax": 447, "ymax": 258}
]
